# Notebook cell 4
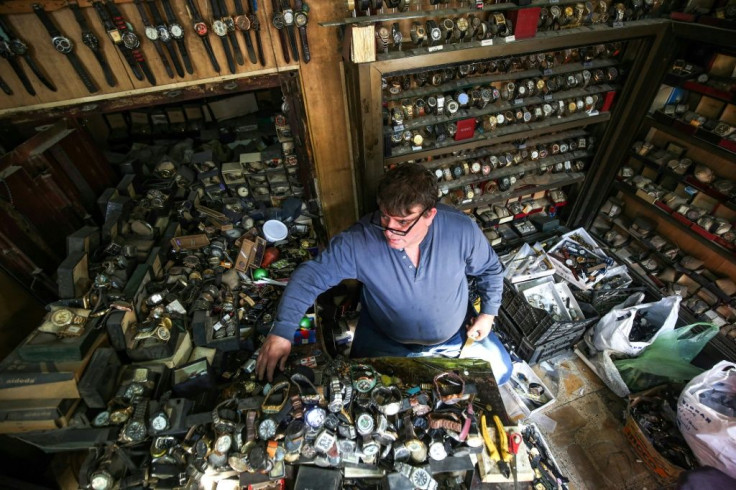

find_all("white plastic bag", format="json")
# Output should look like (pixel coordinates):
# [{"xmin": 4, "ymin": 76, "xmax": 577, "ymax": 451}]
[
  {"xmin": 589, "ymin": 295, "xmax": 681, "ymax": 355},
  {"xmin": 677, "ymin": 361, "xmax": 736, "ymax": 479}
]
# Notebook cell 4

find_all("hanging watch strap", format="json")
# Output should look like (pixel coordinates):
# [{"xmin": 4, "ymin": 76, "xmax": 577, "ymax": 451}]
[
  {"xmin": 218, "ymin": 0, "xmax": 244, "ymax": 66},
  {"xmin": 185, "ymin": 0, "xmax": 220, "ymax": 72},
  {"xmin": 68, "ymin": 2, "xmax": 117, "ymax": 87},
  {"xmin": 293, "ymin": 0, "xmax": 310, "ymax": 63},
  {"xmin": 146, "ymin": 0, "xmax": 185, "ymax": 77},
  {"xmin": 209, "ymin": 0, "xmax": 236, "ymax": 73},
  {"xmin": 32, "ymin": 3, "xmax": 98, "ymax": 94},
  {"xmin": 0, "ymin": 74, "xmax": 11, "ymax": 95},
  {"xmin": 271, "ymin": 0, "xmax": 290, "ymax": 63},
  {"xmin": 133, "ymin": 0, "xmax": 174, "ymax": 78},
  {"xmin": 105, "ymin": 0, "xmax": 157, "ymax": 85},
  {"xmin": 233, "ymin": 0, "xmax": 257, "ymax": 64},
  {"xmin": 92, "ymin": 0, "xmax": 144, "ymax": 81},
  {"xmin": 281, "ymin": 0, "xmax": 299, "ymax": 62},
  {"xmin": 0, "ymin": 14, "xmax": 56, "ymax": 92},
  {"xmin": 0, "ymin": 35, "xmax": 35, "ymax": 95},
  {"xmin": 248, "ymin": 0, "xmax": 265, "ymax": 66},
  {"xmin": 159, "ymin": 0, "xmax": 193, "ymax": 75}
]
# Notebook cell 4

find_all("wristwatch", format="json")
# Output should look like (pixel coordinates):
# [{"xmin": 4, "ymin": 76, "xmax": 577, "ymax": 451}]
[
  {"xmin": 144, "ymin": 0, "xmax": 185, "ymax": 77},
  {"xmin": 32, "ymin": 4, "xmax": 98, "ymax": 93},
  {"xmin": 219, "ymin": 0, "xmax": 245, "ymax": 67},
  {"xmin": 439, "ymin": 18, "xmax": 454, "ymax": 43},
  {"xmin": 410, "ymin": 22, "xmax": 426, "ymax": 46},
  {"xmin": 104, "ymin": 0, "xmax": 157, "ymax": 85},
  {"xmin": 210, "ymin": 0, "xmax": 238, "ymax": 73},
  {"xmin": 293, "ymin": 0, "xmax": 310, "ymax": 63},
  {"xmin": 185, "ymin": 0, "xmax": 221, "ymax": 72},
  {"xmin": 233, "ymin": 0, "xmax": 257, "ymax": 64},
  {"xmin": 159, "ymin": 0, "xmax": 194, "ymax": 74},
  {"xmin": 281, "ymin": 0, "xmax": 300, "ymax": 62},
  {"xmin": 121, "ymin": 400, "xmax": 148, "ymax": 443},
  {"xmin": 271, "ymin": 0, "xmax": 290, "ymax": 62},
  {"xmin": 426, "ymin": 20, "xmax": 441, "ymax": 47},
  {"xmin": 0, "ymin": 13, "xmax": 56, "ymax": 93},
  {"xmin": 391, "ymin": 22, "xmax": 402, "ymax": 51},
  {"xmin": 376, "ymin": 26, "xmax": 389, "ymax": 54},
  {"xmin": 133, "ymin": 0, "xmax": 175, "ymax": 79}
]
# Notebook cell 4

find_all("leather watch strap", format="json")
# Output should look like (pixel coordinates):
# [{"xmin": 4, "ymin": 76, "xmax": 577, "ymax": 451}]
[
  {"xmin": 146, "ymin": 0, "xmax": 185, "ymax": 77},
  {"xmin": 105, "ymin": 0, "xmax": 157, "ymax": 85},
  {"xmin": 247, "ymin": 0, "xmax": 265, "ymax": 66},
  {"xmin": 186, "ymin": 0, "xmax": 221, "ymax": 72},
  {"xmin": 92, "ymin": 0, "xmax": 144, "ymax": 81},
  {"xmin": 0, "ymin": 74, "xmax": 12, "ymax": 95},
  {"xmin": 159, "ymin": 0, "xmax": 193, "ymax": 75},
  {"xmin": 218, "ymin": 0, "xmax": 244, "ymax": 66},
  {"xmin": 0, "ymin": 42, "xmax": 35, "ymax": 95},
  {"xmin": 293, "ymin": 0, "xmax": 310, "ymax": 63},
  {"xmin": 32, "ymin": 4, "xmax": 98, "ymax": 94},
  {"xmin": 210, "ymin": 0, "xmax": 236, "ymax": 73},
  {"xmin": 233, "ymin": 0, "xmax": 257, "ymax": 64},
  {"xmin": 281, "ymin": 0, "xmax": 299, "ymax": 62},
  {"xmin": 68, "ymin": 2, "xmax": 116, "ymax": 87},
  {"xmin": 134, "ymin": 0, "xmax": 174, "ymax": 79},
  {"xmin": 271, "ymin": 0, "xmax": 290, "ymax": 63},
  {"xmin": 0, "ymin": 14, "xmax": 56, "ymax": 92}
]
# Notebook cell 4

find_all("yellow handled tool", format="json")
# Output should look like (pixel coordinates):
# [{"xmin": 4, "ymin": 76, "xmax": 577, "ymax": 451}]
[
  {"xmin": 480, "ymin": 414, "xmax": 510, "ymax": 478},
  {"xmin": 493, "ymin": 414, "xmax": 512, "ymax": 463}
]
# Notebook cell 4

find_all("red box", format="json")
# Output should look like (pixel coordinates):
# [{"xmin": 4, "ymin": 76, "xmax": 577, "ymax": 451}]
[
  {"xmin": 655, "ymin": 201, "xmax": 673, "ymax": 213},
  {"xmin": 601, "ymin": 91, "xmax": 617, "ymax": 112},
  {"xmin": 719, "ymin": 139, "xmax": 736, "ymax": 153},
  {"xmin": 506, "ymin": 8, "xmax": 540, "ymax": 40},
  {"xmin": 691, "ymin": 223, "xmax": 717, "ymax": 241},
  {"xmin": 455, "ymin": 118, "xmax": 476, "ymax": 141}
]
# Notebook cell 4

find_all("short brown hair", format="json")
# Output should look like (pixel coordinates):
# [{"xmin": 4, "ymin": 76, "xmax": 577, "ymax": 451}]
[{"xmin": 376, "ymin": 163, "xmax": 438, "ymax": 216}]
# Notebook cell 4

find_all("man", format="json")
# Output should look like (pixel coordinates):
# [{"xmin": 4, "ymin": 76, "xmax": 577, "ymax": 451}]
[{"xmin": 256, "ymin": 163, "xmax": 512, "ymax": 383}]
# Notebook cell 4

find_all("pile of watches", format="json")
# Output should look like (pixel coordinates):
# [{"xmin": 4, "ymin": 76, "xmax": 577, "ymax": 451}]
[
  {"xmin": 658, "ymin": 103, "xmax": 736, "ymax": 141},
  {"xmin": 83, "ymin": 361, "xmax": 514, "ymax": 489},
  {"xmin": 383, "ymin": 44, "xmax": 623, "ymax": 97}
]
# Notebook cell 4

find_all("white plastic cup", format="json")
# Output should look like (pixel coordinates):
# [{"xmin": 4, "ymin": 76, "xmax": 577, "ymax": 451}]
[{"xmin": 263, "ymin": 220, "xmax": 288, "ymax": 243}]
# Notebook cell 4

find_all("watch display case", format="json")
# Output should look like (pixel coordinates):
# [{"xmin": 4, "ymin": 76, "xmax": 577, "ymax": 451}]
[
  {"xmin": 344, "ymin": 14, "xmax": 672, "ymax": 252},
  {"xmin": 589, "ymin": 22, "xmax": 736, "ymax": 357}
]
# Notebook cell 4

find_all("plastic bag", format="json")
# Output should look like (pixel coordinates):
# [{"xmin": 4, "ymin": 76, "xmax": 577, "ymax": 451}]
[
  {"xmin": 614, "ymin": 323, "xmax": 718, "ymax": 393},
  {"xmin": 589, "ymin": 295, "xmax": 681, "ymax": 355},
  {"xmin": 678, "ymin": 361, "xmax": 736, "ymax": 479}
]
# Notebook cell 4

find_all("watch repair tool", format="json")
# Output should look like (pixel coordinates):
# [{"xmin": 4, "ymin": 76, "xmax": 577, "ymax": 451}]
[
  {"xmin": 233, "ymin": 0, "xmax": 258, "ymax": 64},
  {"xmin": 68, "ymin": 2, "xmax": 117, "ymax": 87},
  {"xmin": 185, "ymin": 0, "xmax": 221, "ymax": 72},
  {"xmin": 159, "ymin": 0, "xmax": 194, "ymax": 74},
  {"xmin": 481, "ymin": 414, "xmax": 511, "ymax": 478},
  {"xmin": 0, "ymin": 14, "xmax": 57, "ymax": 94},
  {"xmin": 133, "ymin": 0, "xmax": 175, "ymax": 78},
  {"xmin": 32, "ymin": 4, "xmax": 99, "ymax": 93},
  {"xmin": 209, "ymin": 0, "xmax": 239, "ymax": 73}
]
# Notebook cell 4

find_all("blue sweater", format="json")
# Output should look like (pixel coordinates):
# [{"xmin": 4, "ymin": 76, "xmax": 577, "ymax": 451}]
[{"xmin": 271, "ymin": 204, "xmax": 504, "ymax": 345}]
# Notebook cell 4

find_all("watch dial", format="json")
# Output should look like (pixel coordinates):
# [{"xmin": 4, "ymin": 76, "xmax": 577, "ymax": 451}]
[
  {"xmin": 213, "ymin": 20, "xmax": 227, "ymax": 36},
  {"xmin": 151, "ymin": 413, "xmax": 168, "ymax": 432},
  {"xmin": 362, "ymin": 441, "xmax": 379, "ymax": 456},
  {"xmin": 284, "ymin": 11, "xmax": 294, "ymax": 24},
  {"xmin": 170, "ymin": 24, "xmax": 183, "ymax": 37},
  {"xmin": 124, "ymin": 420, "xmax": 147, "ymax": 442},
  {"xmin": 411, "ymin": 468, "xmax": 431, "ymax": 487},
  {"xmin": 145, "ymin": 26, "xmax": 158, "ymax": 40},
  {"xmin": 295, "ymin": 12, "xmax": 307, "ymax": 27},
  {"xmin": 259, "ymin": 419, "xmax": 276, "ymax": 440},
  {"xmin": 52, "ymin": 36, "xmax": 73, "ymax": 53},
  {"xmin": 431, "ymin": 29, "xmax": 441, "ymax": 41},
  {"xmin": 305, "ymin": 407, "xmax": 326, "ymax": 428},
  {"xmin": 157, "ymin": 26, "xmax": 171, "ymax": 42},
  {"xmin": 89, "ymin": 470, "xmax": 114, "ymax": 490},
  {"xmin": 215, "ymin": 433, "xmax": 233, "ymax": 453},
  {"xmin": 50, "ymin": 309, "xmax": 74, "ymax": 326},
  {"xmin": 93, "ymin": 411, "xmax": 111, "ymax": 427},
  {"xmin": 122, "ymin": 32, "xmax": 140, "ymax": 49}
]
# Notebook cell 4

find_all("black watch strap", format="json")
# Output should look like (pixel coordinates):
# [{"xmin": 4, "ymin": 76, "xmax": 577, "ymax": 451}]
[
  {"xmin": 92, "ymin": 0, "xmax": 145, "ymax": 81},
  {"xmin": 294, "ymin": 0, "xmax": 310, "ymax": 63},
  {"xmin": 186, "ymin": 0, "xmax": 221, "ymax": 72},
  {"xmin": 146, "ymin": 0, "xmax": 185, "ymax": 78},
  {"xmin": 69, "ymin": 2, "xmax": 117, "ymax": 87},
  {"xmin": 134, "ymin": 0, "xmax": 174, "ymax": 78},
  {"xmin": 247, "ymin": 0, "xmax": 265, "ymax": 66},
  {"xmin": 0, "ymin": 42, "xmax": 36, "ymax": 95},
  {"xmin": 0, "ymin": 74, "xmax": 12, "ymax": 95},
  {"xmin": 210, "ymin": 0, "xmax": 236, "ymax": 73},
  {"xmin": 159, "ymin": 0, "xmax": 193, "ymax": 74},
  {"xmin": 232, "ymin": 0, "xmax": 257, "ymax": 64},
  {"xmin": 282, "ymin": 0, "xmax": 299, "ymax": 62},
  {"xmin": 105, "ymin": 0, "xmax": 157, "ymax": 85},
  {"xmin": 32, "ymin": 4, "xmax": 98, "ymax": 93},
  {"xmin": 271, "ymin": 0, "xmax": 290, "ymax": 63},
  {"xmin": 0, "ymin": 14, "xmax": 56, "ymax": 92},
  {"xmin": 219, "ymin": 0, "xmax": 244, "ymax": 66}
]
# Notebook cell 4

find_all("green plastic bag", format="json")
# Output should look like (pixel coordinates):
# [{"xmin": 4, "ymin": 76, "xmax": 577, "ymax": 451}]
[{"xmin": 614, "ymin": 322, "xmax": 718, "ymax": 393}]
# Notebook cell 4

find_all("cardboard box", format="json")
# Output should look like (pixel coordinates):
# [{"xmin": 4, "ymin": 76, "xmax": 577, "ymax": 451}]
[{"xmin": 0, "ymin": 398, "xmax": 80, "ymax": 434}]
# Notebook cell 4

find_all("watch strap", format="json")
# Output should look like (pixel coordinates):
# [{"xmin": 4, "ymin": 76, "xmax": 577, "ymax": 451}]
[
  {"xmin": 175, "ymin": 38, "xmax": 194, "ymax": 74},
  {"xmin": 187, "ymin": 0, "xmax": 221, "ymax": 72},
  {"xmin": 0, "ymin": 50, "xmax": 35, "ymax": 95},
  {"xmin": 250, "ymin": 15, "xmax": 265, "ymax": 66},
  {"xmin": 282, "ymin": 0, "xmax": 299, "ymax": 62},
  {"xmin": 148, "ymin": 0, "xmax": 186, "ymax": 78},
  {"xmin": 0, "ymin": 73, "xmax": 13, "ymax": 95},
  {"xmin": 271, "ymin": 0, "xmax": 290, "ymax": 63},
  {"xmin": 68, "ymin": 50, "xmax": 100, "ymax": 93},
  {"xmin": 219, "ymin": 0, "xmax": 244, "ymax": 66},
  {"xmin": 0, "ymin": 14, "xmax": 56, "ymax": 92},
  {"xmin": 32, "ymin": 4, "xmax": 61, "ymax": 38},
  {"xmin": 105, "ymin": 0, "xmax": 156, "ymax": 84},
  {"xmin": 134, "ymin": 0, "xmax": 175, "ymax": 79},
  {"xmin": 69, "ymin": 2, "xmax": 116, "ymax": 87},
  {"xmin": 92, "ymin": 0, "xmax": 145, "ymax": 81}
]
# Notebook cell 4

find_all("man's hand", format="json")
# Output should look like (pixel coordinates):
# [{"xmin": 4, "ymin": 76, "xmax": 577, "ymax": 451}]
[
  {"xmin": 256, "ymin": 334, "xmax": 292, "ymax": 382},
  {"xmin": 467, "ymin": 313, "xmax": 495, "ymax": 341}
]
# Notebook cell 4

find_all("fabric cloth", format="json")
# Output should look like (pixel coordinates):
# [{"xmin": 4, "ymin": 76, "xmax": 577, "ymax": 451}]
[{"xmin": 272, "ymin": 204, "xmax": 504, "ymax": 346}]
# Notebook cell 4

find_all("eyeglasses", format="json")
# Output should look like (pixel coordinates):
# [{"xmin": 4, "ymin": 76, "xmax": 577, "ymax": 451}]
[{"xmin": 370, "ymin": 208, "xmax": 427, "ymax": 237}]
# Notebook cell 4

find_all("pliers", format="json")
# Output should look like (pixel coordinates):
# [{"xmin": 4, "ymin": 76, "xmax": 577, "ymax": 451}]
[{"xmin": 480, "ymin": 414, "xmax": 511, "ymax": 478}]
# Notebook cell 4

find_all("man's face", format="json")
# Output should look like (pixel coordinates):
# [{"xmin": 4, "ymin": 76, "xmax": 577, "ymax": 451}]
[{"xmin": 377, "ymin": 205, "xmax": 436, "ymax": 250}]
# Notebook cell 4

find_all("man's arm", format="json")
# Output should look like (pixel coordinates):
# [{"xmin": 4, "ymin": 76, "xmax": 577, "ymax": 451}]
[
  {"xmin": 257, "ymin": 232, "xmax": 359, "ymax": 380},
  {"xmin": 465, "ymin": 221, "xmax": 504, "ymax": 318}
]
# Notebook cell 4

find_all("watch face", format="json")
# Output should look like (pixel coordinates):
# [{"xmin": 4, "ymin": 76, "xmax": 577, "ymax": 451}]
[
  {"xmin": 430, "ymin": 28, "xmax": 441, "ymax": 41},
  {"xmin": 89, "ymin": 470, "xmax": 114, "ymax": 490},
  {"xmin": 92, "ymin": 411, "xmax": 111, "ymax": 427},
  {"xmin": 51, "ymin": 36, "xmax": 73, "ymax": 54},
  {"xmin": 411, "ymin": 468, "xmax": 431, "ymax": 488},
  {"xmin": 157, "ymin": 26, "xmax": 171, "ymax": 42},
  {"xmin": 272, "ymin": 13, "xmax": 285, "ymax": 29},
  {"xmin": 50, "ymin": 309, "xmax": 74, "ymax": 326},
  {"xmin": 305, "ymin": 407, "xmax": 326, "ymax": 428},
  {"xmin": 235, "ymin": 15, "xmax": 251, "ymax": 30},
  {"xmin": 124, "ymin": 420, "xmax": 147, "ymax": 442},
  {"xmin": 145, "ymin": 26, "xmax": 158, "ymax": 40},
  {"xmin": 155, "ymin": 325, "xmax": 171, "ymax": 342},
  {"xmin": 283, "ymin": 11, "xmax": 294, "ymax": 24},
  {"xmin": 194, "ymin": 22, "xmax": 208, "ymax": 36},
  {"xmin": 213, "ymin": 20, "xmax": 227, "ymax": 36},
  {"xmin": 429, "ymin": 441, "xmax": 447, "ymax": 460},
  {"xmin": 258, "ymin": 418, "xmax": 277, "ymax": 440},
  {"xmin": 9, "ymin": 39, "xmax": 27, "ymax": 55},
  {"xmin": 215, "ymin": 433, "xmax": 233, "ymax": 453},
  {"xmin": 122, "ymin": 32, "xmax": 140, "ymax": 49},
  {"xmin": 124, "ymin": 382, "xmax": 146, "ymax": 399},
  {"xmin": 170, "ymin": 23, "xmax": 184, "ymax": 38},
  {"xmin": 151, "ymin": 412, "xmax": 169, "ymax": 432},
  {"xmin": 295, "ymin": 12, "xmax": 308, "ymax": 27},
  {"xmin": 362, "ymin": 441, "xmax": 380, "ymax": 456}
]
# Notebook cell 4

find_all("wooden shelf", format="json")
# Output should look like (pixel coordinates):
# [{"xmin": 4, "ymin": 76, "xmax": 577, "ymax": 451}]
[
  {"xmin": 386, "ymin": 111, "xmax": 610, "ymax": 164},
  {"xmin": 644, "ymin": 115, "xmax": 736, "ymax": 160},
  {"xmin": 456, "ymin": 171, "xmax": 584, "ymax": 210}
]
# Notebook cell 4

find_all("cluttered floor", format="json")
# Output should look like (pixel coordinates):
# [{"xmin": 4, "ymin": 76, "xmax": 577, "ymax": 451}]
[{"xmin": 528, "ymin": 354, "xmax": 661, "ymax": 490}]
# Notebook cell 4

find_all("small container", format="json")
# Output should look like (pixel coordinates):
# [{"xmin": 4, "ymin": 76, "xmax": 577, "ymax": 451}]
[{"xmin": 263, "ymin": 220, "xmax": 288, "ymax": 243}]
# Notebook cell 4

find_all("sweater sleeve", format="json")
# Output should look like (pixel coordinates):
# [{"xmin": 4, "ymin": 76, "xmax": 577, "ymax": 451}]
[{"xmin": 464, "ymin": 221, "xmax": 504, "ymax": 316}]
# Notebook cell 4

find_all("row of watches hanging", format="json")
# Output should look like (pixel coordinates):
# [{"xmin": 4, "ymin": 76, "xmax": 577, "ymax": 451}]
[
  {"xmin": 0, "ymin": 0, "xmax": 311, "ymax": 97},
  {"xmin": 381, "ymin": 43, "xmax": 623, "ymax": 97},
  {"xmin": 352, "ymin": 0, "xmax": 665, "ymax": 21}
]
